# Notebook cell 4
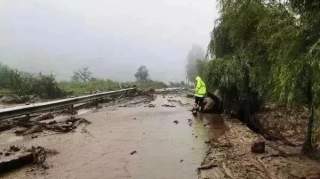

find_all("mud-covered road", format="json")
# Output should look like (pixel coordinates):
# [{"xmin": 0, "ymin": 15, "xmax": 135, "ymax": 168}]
[
  {"xmin": 1, "ymin": 93, "xmax": 320, "ymax": 179},
  {"xmin": 1, "ymin": 94, "xmax": 218, "ymax": 179}
]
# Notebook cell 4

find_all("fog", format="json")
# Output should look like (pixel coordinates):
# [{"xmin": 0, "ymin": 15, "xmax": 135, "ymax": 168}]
[{"xmin": 0, "ymin": 0, "xmax": 218, "ymax": 82}]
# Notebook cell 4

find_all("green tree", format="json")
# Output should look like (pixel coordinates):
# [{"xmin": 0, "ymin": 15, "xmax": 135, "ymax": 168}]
[
  {"xmin": 72, "ymin": 67, "xmax": 93, "ymax": 83},
  {"xmin": 0, "ymin": 63, "xmax": 14, "ymax": 88},
  {"xmin": 135, "ymin": 65, "xmax": 149, "ymax": 81},
  {"xmin": 202, "ymin": 0, "xmax": 320, "ymax": 153}
]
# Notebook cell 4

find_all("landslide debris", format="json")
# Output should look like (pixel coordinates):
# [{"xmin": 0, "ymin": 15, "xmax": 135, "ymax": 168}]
[
  {"xmin": 251, "ymin": 141, "xmax": 265, "ymax": 154},
  {"xmin": 162, "ymin": 104, "xmax": 176, "ymax": 108},
  {"xmin": 0, "ymin": 145, "xmax": 56, "ymax": 174},
  {"xmin": 198, "ymin": 116, "xmax": 320, "ymax": 179},
  {"xmin": 130, "ymin": 150, "xmax": 137, "ymax": 155},
  {"xmin": 0, "ymin": 114, "xmax": 91, "ymax": 136},
  {"xmin": 256, "ymin": 104, "xmax": 314, "ymax": 147},
  {"xmin": 15, "ymin": 116, "xmax": 91, "ymax": 135},
  {"xmin": 145, "ymin": 104, "xmax": 156, "ymax": 108}
]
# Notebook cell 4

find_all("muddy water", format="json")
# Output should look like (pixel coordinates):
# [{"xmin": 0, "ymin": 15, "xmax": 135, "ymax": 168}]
[
  {"xmin": 1, "ymin": 95, "xmax": 227, "ymax": 179},
  {"xmin": 0, "ymin": 132, "xmax": 24, "ymax": 145}
]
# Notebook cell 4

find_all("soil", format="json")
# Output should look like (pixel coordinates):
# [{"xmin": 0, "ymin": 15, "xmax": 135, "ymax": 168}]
[
  {"xmin": 256, "ymin": 104, "xmax": 310, "ymax": 146},
  {"xmin": 198, "ymin": 114, "xmax": 320, "ymax": 179}
]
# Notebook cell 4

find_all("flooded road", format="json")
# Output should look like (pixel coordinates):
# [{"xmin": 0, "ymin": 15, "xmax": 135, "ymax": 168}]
[
  {"xmin": 2, "ymin": 94, "xmax": 319, "ymax": 179},
  {"xmin": 1, "ymin": 94, "xmax": 225, "ymax": 179}
]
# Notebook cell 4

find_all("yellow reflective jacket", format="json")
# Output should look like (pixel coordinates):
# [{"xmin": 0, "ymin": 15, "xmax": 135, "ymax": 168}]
[{"xmin": 195, "ymin": 76, "xmax": 206, "ymax": 97}]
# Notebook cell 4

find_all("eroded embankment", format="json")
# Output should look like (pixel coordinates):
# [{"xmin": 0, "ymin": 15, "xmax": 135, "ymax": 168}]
[
  {"xmin": 256, "ymin": 104, "xmax": 320, "ymax": 149},
  {"xmin": 198, "ymin": 112, "xmax": 320, "ymax": 179}
]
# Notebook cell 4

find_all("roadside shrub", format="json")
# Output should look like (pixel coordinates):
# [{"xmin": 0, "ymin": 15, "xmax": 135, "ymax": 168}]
[
  {"xmin": 59, "ymin": 79, "xmax": 121, "ymax": 95},
  {"xmin": 127, "ymin": 80, "xmax": 167, "ymax": 89},
  {"xmin": 0, "ymin": 63, "xmax": 65, "ymax": 99}
]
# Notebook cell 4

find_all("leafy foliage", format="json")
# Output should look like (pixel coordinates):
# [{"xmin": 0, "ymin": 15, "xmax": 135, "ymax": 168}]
[
  {"xmin": 72, "ymin": 67, "xmax": 93, "ymax": 83},
  {"xmin": 135, "ymin": 65, "xmax": 149, "ymax": 81},
  {"xmin": 59, "ymin": 79, "xmax": 121, "ymax": 95},
  {"xmin": 0, "ymin": 63, "xmax": 65, "ymax": 99},
  {"xmin": 128, "ymin": 80, "xmax": 167, "ymax": 90},
  {"xmin": 200, "ymin": 0, "xmax": 320, "ymax": 152}
]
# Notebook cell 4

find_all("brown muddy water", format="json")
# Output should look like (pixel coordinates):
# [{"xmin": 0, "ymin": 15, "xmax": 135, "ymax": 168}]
[{"xmin": 1, "ymin": 95, "xmax": 226, "ymax": 179}]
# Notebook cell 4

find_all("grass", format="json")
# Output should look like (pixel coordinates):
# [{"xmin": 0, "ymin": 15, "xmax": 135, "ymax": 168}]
[
  {"xmin": 59, "ymin": 79, "xmax": 121, "ymax": 96},
  {"xmin": 59, "ymin": 79, "xmax": 167, "ymax": 96},
  {"xmin": 0, "ymin": 88, "xmax": 12, "ymax": 96}
]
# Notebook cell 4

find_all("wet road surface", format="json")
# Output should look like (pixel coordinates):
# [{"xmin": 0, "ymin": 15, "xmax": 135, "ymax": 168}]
[{"xmin": 1, "ymin": 95, "xmax": 225, "ymax": 179}]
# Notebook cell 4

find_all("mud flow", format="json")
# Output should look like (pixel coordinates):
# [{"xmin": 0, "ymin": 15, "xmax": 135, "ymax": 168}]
[
  {"xmin": 2, "ymin": 93, "xmax": 320, "ymax": 179},
  {"xmin": 1, "ymin": 94, "xmax": 218, "ymax": 179}
]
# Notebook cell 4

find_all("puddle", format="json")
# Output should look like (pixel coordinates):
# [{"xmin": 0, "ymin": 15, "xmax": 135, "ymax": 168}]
[{"xmin": 195, "ymin": 113, "xmax": 228, "ymax": 140}]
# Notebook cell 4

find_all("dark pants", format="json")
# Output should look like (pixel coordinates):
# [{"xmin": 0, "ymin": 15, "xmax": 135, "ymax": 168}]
[{"xmin": 195, "ymin": 96, "xmax": 204, "ymax": 111}]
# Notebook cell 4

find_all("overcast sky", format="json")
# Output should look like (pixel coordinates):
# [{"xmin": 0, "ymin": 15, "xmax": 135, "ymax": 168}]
[{"xmin": 0, "ymin": 0, "xmax": 218, "ymax": 82}]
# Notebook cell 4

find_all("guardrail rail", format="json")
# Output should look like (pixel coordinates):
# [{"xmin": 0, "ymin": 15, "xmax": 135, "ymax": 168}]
[{"xmin": 0, "ymin": 88, "xmax": 136, "ymax": 120}]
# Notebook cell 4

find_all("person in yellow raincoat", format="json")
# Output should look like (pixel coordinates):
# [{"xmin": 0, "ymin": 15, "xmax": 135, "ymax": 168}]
[{"xmin": 194, "ymin": 76, "xmax": 207, "ymax": 112}]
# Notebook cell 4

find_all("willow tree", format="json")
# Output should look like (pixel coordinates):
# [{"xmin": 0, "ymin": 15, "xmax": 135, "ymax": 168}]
[
  {"xmin": 203, "ymin": 0, "xmax": 320, "ymax": 153},
  {"xmin": 207, "ymin": 0, "xmax": 271, "ymax": 108},
  {"xmin": 302, "ymin": 40, "xmax": 320, "ymax": 153},
  {"xmin": 288, "ymin": 0, "xmax": 320, "ymax": 153}
]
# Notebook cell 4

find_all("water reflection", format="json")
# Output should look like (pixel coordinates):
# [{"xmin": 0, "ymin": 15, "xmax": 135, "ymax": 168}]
[{"xmin": 195, "ymin": 113, "xmax": 228, "ymax": 141}]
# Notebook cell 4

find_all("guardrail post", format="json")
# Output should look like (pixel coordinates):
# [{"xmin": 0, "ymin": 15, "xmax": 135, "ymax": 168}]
[
  {"xmin": 26, "ymin": 114, "xmax": 30, "ymax": 120},
  {"xmin": 70, "ymin": 105, "xmax": 76, "ymax": 115},
  {"xmin": 95, "ymin": 99, "xmax": 99, "ymax": 108}
]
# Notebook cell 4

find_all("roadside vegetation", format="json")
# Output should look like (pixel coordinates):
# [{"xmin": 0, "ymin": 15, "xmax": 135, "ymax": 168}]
[
  {"xmin": 132, "ymin": 65, "xmax": 167, "ymax": 89},
  {"xmin": 59, "ymin": 79, "xmax": 121, "ymax": 95},
  {"xmin": 60, "ymin": 65, "xmax": 166, "ymax": 95},
  {"xmin": 189, "ymin": 0, "xmax": 320, "ymax": 155},
  {"xmin": 0, "ymin": 64, "xmax": 167, "ymax": 102},
  {"xmin": 0, "ymin": 63, "xmax": 65, "ymax": 100},
  {"xmin": 59, "ymin": 67, "xmax": 121, "ymax": 95}
]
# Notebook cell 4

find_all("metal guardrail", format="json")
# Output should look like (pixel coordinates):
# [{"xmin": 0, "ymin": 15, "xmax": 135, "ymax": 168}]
[{"xmin": 0, "ymin": 88, "xmax": 136, "ymax": 120}]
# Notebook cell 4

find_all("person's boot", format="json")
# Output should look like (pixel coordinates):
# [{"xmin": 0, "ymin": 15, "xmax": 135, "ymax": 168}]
[
  {"xmin": 192, "ymin": 110, "xmax": 198, "ymax": 116},
  {"xmin": 199, "ymin": 104, "xmax": 204, "ymax": 112},
  {"xmin": 192, "ymin": 104, "xmax": 198, "ymax": 115}
]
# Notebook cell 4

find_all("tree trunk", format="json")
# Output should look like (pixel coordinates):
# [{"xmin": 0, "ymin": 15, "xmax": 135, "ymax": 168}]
[
  {"xmin": 303, "ymin": 66, "xmax": 315, "ymax": 154},
  {"xmin": 303, "ymin": 103, "xmax": 315, "ymax": 153}
]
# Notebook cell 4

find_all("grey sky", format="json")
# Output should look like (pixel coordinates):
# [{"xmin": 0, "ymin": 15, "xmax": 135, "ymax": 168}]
[{"xmin": 0, "ymin": 0, "xmax": 218, "ymax": 82}]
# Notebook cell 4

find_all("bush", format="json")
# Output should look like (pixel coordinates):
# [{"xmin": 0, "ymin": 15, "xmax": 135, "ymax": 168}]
[
  {"xmin": 126, "ymin": 80, "xmax": 167, "ymax": 90},
  {"xmin": 59, "ymin": 79, "xmax": 121, "ymax": 95},
  {"xmin": 0, "ymin": 63, "xmax": 65, "ymax": 99}
]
